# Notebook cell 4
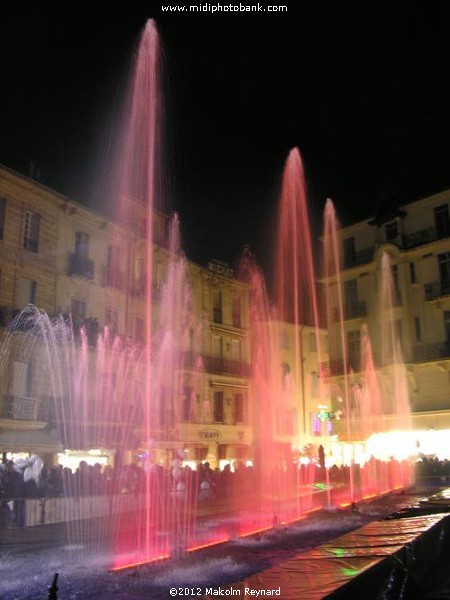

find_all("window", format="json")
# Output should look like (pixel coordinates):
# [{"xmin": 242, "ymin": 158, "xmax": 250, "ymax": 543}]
[
  {"xmin": 232, "ymin": 293, "xmax": 241, "ymax": 327},
  {"xmin": 16, "ymin": 277, "xmax": 36, "ymax": 308},
  {"xmin": 385, "ymin": 220, "xmax": 398, "ymax": 241},
  {"xmin": 438, "ymin": 253, "xmax": 450, "ymax": 293},
  {"xmin": 410, "ymin": 262, "xmax": 417, "ymax": 283},
  {"xmin": 281, "ymin": 362, "xmax": 291, "ymax": 391},
  {"xmin": 11, "ymin": 361, "xmax": 33, "ymax": 398},
  {"xmin": 234, "ymin": 393, "xmax": 244, "ymax": 424},
  {"xmin": 133, "ymin": 256, "xmax": 145, "ymax": 296},
  {"xmin": 414, "ymin": 317, "xmax": 422, "ymax": 342},
  {"xmin": 134, "ymin": 317, "xmax": 144, "ymax": 343},
  {"xmin": 212, "ymin": 289, "xmax": 223, "ymax": 323},
  {"xmin": 71, "ymin": 299, "xmax": 86, "ymax": 319},
  {"xmin": 0, "ymin": 197, "xmax": 5, "ymax": 239},
  {"xmin": 278, "ymin": 410, "xmax": 295, "ymax": 436},
  {"xmin": 231, "ymin": 339, "xmax": 242, "ymax": 362},
  {"xmin": 347, "ymin": 330, "xmax": 361, "ymax": 370},
  {"xmin": 434, "ymin": 204, "xmax": 450, "ymax": 239},
  {"xmin": 344, "ymin": 279, "xmax": 358, "ymax": 305},
  {"xmin": 159, "ymin": 386, "xmax": 169, "ymax": 427},
  {"xmin": 280, "ymin": 331, "xmax": 289, "ymax": 350},
  {"xmin": 183, "ymin": 386, "xmax": 194, "ymax": 422},
  {"xmin": 343, "ymin": 237, "xmax": 355, "ymax": 267},
  {"xmin": 213, "ymin": 391, "xmax": 224, "ymax": 422},
  {"xmin": 106, "ymin": 245, "xmax": 122, "ymax": 288},
  {"xmin": 23, "ymin": 211, "xmax": 40, "ymax": 253},
  {"xmin": 391, "ymin": 264, "xmax": 400, "ymax": 291},
  {"xmin": 444, "ymin": 311, "xmax": 450, "ymax": 343},
  {"xmin": 75, "ymin": 231, "xmax": 89, "ymax": 259},
  {"xmin": 395, "ymin": 319, "xmax": 403, "ymax": 351},
  {"xmin": 212, "ymin": 335, "xmax": 223, "ymax": 358},
  {"xmin": 155, "ymin": 263, "xmax": 165, "ymax": 291},
  {"xmin": 70, "ymin": 231, "xmax": 93, "ymax": 278},
  {"xmin": 309, "ymin": 333, "xmax": 317, "ymax": 352},
  {"xmin": 105, "ymin": 308, "xmax": 118, "ymax": 334}
]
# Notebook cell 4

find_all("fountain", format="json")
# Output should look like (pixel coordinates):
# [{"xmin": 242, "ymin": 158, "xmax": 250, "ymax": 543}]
[
  {"xmin": 0, "ymin": 19, "xmax": 417, "ymax": 599},
  {"xmin": 322, "ymin": 200, "xmax": 414, "ymax": 498}
]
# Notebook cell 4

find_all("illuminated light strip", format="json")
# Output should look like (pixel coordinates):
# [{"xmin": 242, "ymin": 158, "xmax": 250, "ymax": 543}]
[
  {"xmin": 340, "ymin": 502, "xmax": 351, "ymax": 508},
  {"xmin": 362, "ymin": 494, "xmax": 376, "ymax": 500},
  {"xmin": 304, "ymin": 507, "xmax": 322, "ymax": 514},
  {"xmin": 186, "ymin": 538, "xmax": 229, "ymax": 552},
  {"xmin": 281, "ymin": 516, "xmax": 306, "ymax": 525},
  {"xmin": 110, "ymin": 554, "xmax": 170, "ymax": 572},
  {"xmin": 239, "ymin": 526, "xmax": 272, "ymax": 538}
]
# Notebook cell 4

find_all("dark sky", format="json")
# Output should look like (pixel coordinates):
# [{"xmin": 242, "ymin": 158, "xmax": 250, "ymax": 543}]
[{"xmin": 1, "ymin": 2, "xmax": 449, "ymax": 273}]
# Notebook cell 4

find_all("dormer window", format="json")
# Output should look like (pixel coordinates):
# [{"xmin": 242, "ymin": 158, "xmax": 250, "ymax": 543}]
[
  {"xmin": 434, "ymin": 204, "xmax": 450, "ymax": 239},
  {"xmin": 385, "ymin": 220, "xmax": 398, "ymax": 241}
]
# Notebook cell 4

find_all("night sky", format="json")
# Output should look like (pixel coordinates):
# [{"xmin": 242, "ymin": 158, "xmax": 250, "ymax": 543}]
[{"xmin": 1, "ymin": 2, "xmax": 449, "ymax": 273}]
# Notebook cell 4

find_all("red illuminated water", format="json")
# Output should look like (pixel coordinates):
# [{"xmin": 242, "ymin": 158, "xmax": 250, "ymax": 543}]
[
  {"xmin": 0, "ymin": 21, "xmax": 415, "ymax": 578},
  {"xmin": 275, "ymin": 150, "xmax": 324, "ymax": 405},
  {"xmin": 322, "ymin": 201, "xmax": 413, "ymax": 496}
]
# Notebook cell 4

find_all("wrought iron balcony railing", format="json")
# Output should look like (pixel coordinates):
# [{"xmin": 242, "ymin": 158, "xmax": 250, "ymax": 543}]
[
  {"xmin": 333, "ymin": 301, "xmax": 367, "ymax": 321},
  {"xmin": 424, "ymin": 281, "xmax": 450, "ymax": 301},
  {"xmin": 0, "ymin": 306, "xmax": 20, "ymax": 328},
  {"xmin": 203, "ymin": 356, "xmax": 252, "ymax": 377},
  {"xmin": 403, "ymin": 227, "xmax": 437, "ymax": 249},
  {"xmin": 319, "ymin": 356, "xmax": 361, "ymax": 376},
  {"xmin": 411, "ymin": 342, "xmax": 450, "ymax": 363},
  {"xmin": 1, "ymin": 395, "xmax": 37, "ymax": 420},
  {"xmin": 68, "ymin": 252, "xmax": 94, "ymax": 279},
  {"xmin": 404, "ymin": 225, "xmax": 450, "ymax": 249},
  {"xmin": 343, "ymin": 247, "xmax": 375, "ymax": 269}
]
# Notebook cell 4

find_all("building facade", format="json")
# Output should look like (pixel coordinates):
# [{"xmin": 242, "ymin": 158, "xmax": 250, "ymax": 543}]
[
  {"xmin": 0, "ymin": 164, "xmax": 330, "ymax": 471},
  {"xmin": 326, "ymin": 190, "xmax": 450, "ymax": 457},
  {"xmin": 0, "ymin": 165, "xmax": 255, "ymax": 469}
]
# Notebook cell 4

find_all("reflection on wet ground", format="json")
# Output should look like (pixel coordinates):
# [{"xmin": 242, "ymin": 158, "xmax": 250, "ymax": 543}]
[{"xmin": 1, "ymin": 490, "xmax": 435, "ymax": 599}]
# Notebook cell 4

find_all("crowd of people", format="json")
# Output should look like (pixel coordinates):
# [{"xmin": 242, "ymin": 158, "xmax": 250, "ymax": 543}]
[
  {"xmin": 416, "ymin": 456, "xmax": 450, "ymax": 480},
  {"xmin": 1, "ymin": 454, "xmax": 449, "ymax": 528}
]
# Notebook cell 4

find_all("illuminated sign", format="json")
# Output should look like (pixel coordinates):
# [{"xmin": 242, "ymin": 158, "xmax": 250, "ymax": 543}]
[{"xmin": 198, "ymin": 430, "xmax": 221, "ymax": 440}]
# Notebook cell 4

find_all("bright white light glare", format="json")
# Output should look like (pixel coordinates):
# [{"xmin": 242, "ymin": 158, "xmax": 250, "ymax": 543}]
[
  {"xmin": 327, "ymin": 430, "xmax": 450, "ymax": 466},
  {"xmin": 182, "ymin": 460, "xmax": 197, "ymax": 471},
  {"xmin": 219, "ymin": 460, "xmax": 235, "ymax": 472},
  {"xmin": 57, "ymin": 450, "xmax": 109, "ymax": 472}
]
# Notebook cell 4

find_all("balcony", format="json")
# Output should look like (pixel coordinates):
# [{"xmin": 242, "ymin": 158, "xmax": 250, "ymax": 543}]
[
  {"xmin": 424, "ymin": 281, "xmax": 450, "ymax": 301},
  {"xmin": 404, "ymin": 225, "xmax": 450, "ymax": 249},
  {"xmin": 343, "ymin": 247, "xmax": 375, "ymax": 269},
  {"xmin": 319, "ymin": 356, "xmax": 361, "ymax": 376},
  {"xmin": 411, "ymin": 342, "xmax": 450, "ymax": 363},
  {"xmin": 2, "ymin": 396, "xmax": 37, "ymax": 420},
  {"xmin": 68, "ymin": 252, "xmax": 94, "ymax": 279},
  {"xmin": 333, "ymin": 301, "xmax": 367, "ymax": 321},
  {"xmin": 204, "ymin": 356, "xmax": 252, "ymax": 377},
  {"xmin": 212, "ymin": 309, "xmax": 223, "ymax": 324},
  {"xmin": 0, "ymin": 306, "xmax": 19, "ymax": 328},
  {"xmin": 404, "ymin": 227, "xmax": 437, "ymax": 249}
]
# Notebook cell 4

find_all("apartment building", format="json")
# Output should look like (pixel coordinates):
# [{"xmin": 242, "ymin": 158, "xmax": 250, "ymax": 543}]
[
  {"xmin": 0, "ymin": 165, "xmax": 253, "ymax": 469},
  {"xmin": 0, "ymin": 163, "xmax": 328, "ymax": 470},
  {"xmin": 326, "ymin": 190, "xmax": 450, "ymax": 453}
]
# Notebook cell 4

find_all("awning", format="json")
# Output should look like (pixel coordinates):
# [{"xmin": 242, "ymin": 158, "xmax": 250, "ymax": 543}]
[{"xmin": 0, "ymin": 428, "xmax": 64, "ymax": 454}]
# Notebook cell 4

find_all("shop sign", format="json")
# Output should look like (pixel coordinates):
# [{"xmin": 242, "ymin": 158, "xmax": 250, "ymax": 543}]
[{"xmin": 198, "ymin": 430, "xmax": 221, "ymax": 440}]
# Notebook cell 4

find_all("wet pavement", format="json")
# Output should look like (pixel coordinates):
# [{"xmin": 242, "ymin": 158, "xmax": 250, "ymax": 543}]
[{"xmin": 0, "ymin": 487, "xmax": 446, "ymax": 599}]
